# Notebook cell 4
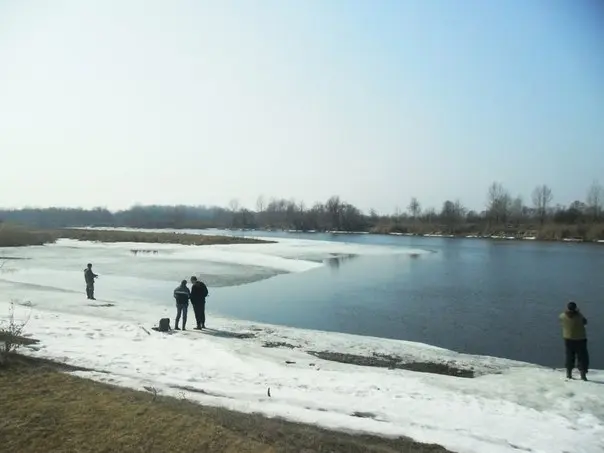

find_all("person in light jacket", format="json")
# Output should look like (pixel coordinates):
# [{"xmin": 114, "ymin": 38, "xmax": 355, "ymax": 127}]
[
  {"xmin": 173, "ymin": 280, "xmax": 190, "ymax": 331},
  {"xmin": 559, "ymin": 301, "xmax": 589, "ymax": 381}
]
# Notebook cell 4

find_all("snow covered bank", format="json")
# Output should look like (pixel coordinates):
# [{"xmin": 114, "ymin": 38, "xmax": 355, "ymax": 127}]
[
  {"xmin": 2, "ymin": 237, "xmax": 603, "ymax": 453},
  {"xmin": 4, "ymin": 302, "xmax": 603, "ymax": 453}
]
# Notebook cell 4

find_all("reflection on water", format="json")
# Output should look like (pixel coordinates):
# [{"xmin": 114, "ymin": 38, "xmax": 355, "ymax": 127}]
[{"xmin": 325, "ymin": 254, "xmax": 357, "ymax": 269}]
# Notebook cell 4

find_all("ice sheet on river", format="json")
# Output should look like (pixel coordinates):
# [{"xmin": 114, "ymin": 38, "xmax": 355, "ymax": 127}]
[{"xmin": 0, "ymin": 237, "xmax": 430, "ymax": 288}]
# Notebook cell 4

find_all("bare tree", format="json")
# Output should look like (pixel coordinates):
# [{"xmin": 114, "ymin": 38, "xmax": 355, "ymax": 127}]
[
  {"xmin": 255, "ymin": 195, "xmax": 266, "ymax": 213},
  {"xmin": 440, "ymin": 200, "xmax": 467, "ymax": 232},
  {"xmin": 408, "ymin": 197, "xmax": 421, "ymax": 220},
  {"xmin": 422, "ymin": 207, "xmax": 437, "ymax": 224},
  {"xmin": 532, "ymin": 185, "xmax": 553, "ymax": 226},
  {"xmin": 510, "ymin": 196, "xmax": 524, "ymax": 226},
  {"xmin": 454, "ymin": 200, "xmax": 467, "ymax": 219},
  {"xmin": 486, "ymin": 182, "xmax": 511, "ymax": 225},
  {"xmin": 393, "ymin": 206, "xmax": 402, "ymax": 220},
  {"xmin": 586, "ymin": 180, "xmax": 603, "ymax": 221},
  {"xmin": 440, "ymin": 201, "xmax": 457, "ymax": 230},
  {"xmin": 325, "ymin": 196, "xmax": 342, "ymax": 230},
  {"xmin": 228, "ymin": 199, "xmax": 240, "ymax": 213}
]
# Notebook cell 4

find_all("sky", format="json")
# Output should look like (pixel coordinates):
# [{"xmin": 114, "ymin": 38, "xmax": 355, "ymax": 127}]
[{"xmin": 0, "ymin": 0, "xmax": 603, "ymax": 214}]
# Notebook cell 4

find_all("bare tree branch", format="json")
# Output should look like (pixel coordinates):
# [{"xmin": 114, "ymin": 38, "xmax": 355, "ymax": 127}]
[
  {"xmin": 407, "ymin": 197, "xmax": 421, "ymax": 220},
  {"xmin": 586, "ymin": 180, "xmax": 603, "ymax": 221},
  {"xmin": 532, "ymin": 185, "xmax": 553, "ymax": 226}
]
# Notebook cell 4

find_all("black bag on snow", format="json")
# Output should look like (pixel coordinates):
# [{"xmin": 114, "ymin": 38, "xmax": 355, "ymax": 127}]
[{"xmin": 158, "ymin": 318, "xmax": 171, "ymax": 332}]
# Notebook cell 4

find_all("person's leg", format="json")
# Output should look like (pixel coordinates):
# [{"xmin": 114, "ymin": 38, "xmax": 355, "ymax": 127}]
[
  {"xmin": 175, "ymin": 304, "xmax": 182, "ymax": 330},
  {"xmin": 577, "ymin": 340, "xmax": 589, "ymax": 380},
  {"xmin": 89, "ymin": 283, "xmax": 95, "ymax": 300},
  {"xmin": 201, "ymin": 300, "xmax": 206, "ymax": 328},
  {"xmin": 192, "ymin": 302, "xmax": 201, "ymax": 329},
  {"xmin": 86, "ymin": 285, "xmax": 91, "ymax": 299},
  {"xmin": 564, "ymin": 340, "xmax": 576, "ymax": 378},
  {"xmin": 182, "ymin": 304, "xmax": 188, "ymax": 330}
]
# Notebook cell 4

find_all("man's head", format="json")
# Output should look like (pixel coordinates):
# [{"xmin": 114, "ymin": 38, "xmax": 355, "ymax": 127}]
[
  {"xmin": 190, "ymin": 276, "xmax": 198, "ymax": 284},
  {"xmin": 181, "ymin": 279, "xmax": 187, "ymax": 287},
  {"xmin": 87, "ymin": 263, "xmax": 92, "ymax": 269},
  {"xmin": 567, "ymin": 301, "xmax": 578, "ymax": 312}
]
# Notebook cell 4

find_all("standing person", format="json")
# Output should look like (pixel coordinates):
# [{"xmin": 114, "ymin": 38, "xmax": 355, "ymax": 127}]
[
  {"xmin": 560, "ymin": 301, "xmax": 589, "ymax": 381},
  {"xmin": 173, "ymin": 280, "xmax": 191, "ymax": 331},
  {"xmin": 84, "ymin": 263, "xmax": 98, "ymax": 300},
  {"xmin": 190, "ymin": 276, "xmax": 209, "ymax": 330}
]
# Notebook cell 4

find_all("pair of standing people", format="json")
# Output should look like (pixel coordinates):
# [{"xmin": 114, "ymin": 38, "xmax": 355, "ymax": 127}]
[{"xmin": 173, "ymin": 276, "xmax": 209, "ymax": 330}]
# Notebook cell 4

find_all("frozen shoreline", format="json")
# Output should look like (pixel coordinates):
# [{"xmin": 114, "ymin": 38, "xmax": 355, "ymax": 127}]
[
  {"xmin": 1, "ymin": 237, "xmax": 604, "ymax": 453},
  {"xmin": 4, "ymin": 303, "xmax": 604, "ymax": 453},
  {"xmin": 73, "ymin": 226, "xmax": 604, "ymax": 245}
]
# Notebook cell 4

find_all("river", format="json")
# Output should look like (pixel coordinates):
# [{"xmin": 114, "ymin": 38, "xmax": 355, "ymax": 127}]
[{"xmin": 211, "ymin": 231, "xmax": 603, "ymax": 368}]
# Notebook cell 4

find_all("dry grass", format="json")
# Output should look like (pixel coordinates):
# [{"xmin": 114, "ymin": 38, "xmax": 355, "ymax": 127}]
[
  {"xmin": 0, "ymin": 224, "xmax": 56, "ymax": 247},
  {"xmin": 0, "ymin": 225, "xmax": 272, "ymax": 247},
  {"xmin": 56, "ymin": 228, "xmax": 273, "ymax": 245},
  {"xmin": 371, "ymin": 221, "xmax": 604, "ymax": 242},
  {"xmin": 0, "ymin": 357, "xmax": 451, "ymax": 453}
]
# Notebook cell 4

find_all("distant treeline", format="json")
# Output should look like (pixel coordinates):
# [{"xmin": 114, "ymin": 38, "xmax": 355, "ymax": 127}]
[{"xmin": 1, "ymin": 181, "xmax": 603, "ymax": 241}]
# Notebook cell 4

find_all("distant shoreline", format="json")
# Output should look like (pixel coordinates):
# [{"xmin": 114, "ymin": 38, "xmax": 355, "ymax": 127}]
[
  {"xmin": 202, "ymin": 227, "xmax": 604, "ymax": 245},
  {"xmin": 67, "ymin": 225, "xmax": 604, "ymax": 245},
  {"xmin": 1, "ymin": 224, "xmax": 603, "ymax": 248}
]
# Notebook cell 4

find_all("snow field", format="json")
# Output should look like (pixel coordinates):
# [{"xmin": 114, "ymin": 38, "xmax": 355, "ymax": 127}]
[{"xmin": 1, "ymin": 236, "xmax": 603, "ymax": 453}]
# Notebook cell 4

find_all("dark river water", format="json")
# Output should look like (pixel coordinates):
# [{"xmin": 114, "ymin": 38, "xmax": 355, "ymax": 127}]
[{"xmin": 212, "ymin": 231, "xmax": 604, "ymax": 369}]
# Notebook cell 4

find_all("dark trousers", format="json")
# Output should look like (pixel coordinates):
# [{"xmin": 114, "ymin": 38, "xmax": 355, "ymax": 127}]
[
  {"xmin": 86, "ymin": 283, "xmax": 95, "ymax": 300},
  {"xmin": 175, "ymin": 303, "xmax": 188, "ymax": 329},
  {"xmin": 565, "ymin": 339, "xmax": 589, "ymax": 374},
  {"xmin": 192, "ymin": 300, "xmax": 206, "ymax": 328}
]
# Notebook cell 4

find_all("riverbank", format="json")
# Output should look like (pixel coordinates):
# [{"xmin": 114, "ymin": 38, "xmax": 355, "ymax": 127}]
[
  {"xmin": 371, "ymin": 221, "xmax": 604, "ymax": 243},
  {"xmin": 225, "ymin": 226, "xmax": 604, "ymax": 244},
  {"xmin": 2, "ymin": 291, "xmax": 602, "ymax": 453},
  {"xmin": 0, "ymin": 225, "xmax": 273, "ymax": 248},
  {"xmin": 56, "ymin": 228, "xmax": 273, "ymax": 245},
  {"xmin": 0, "ymin": 354, "xmax": 449, "ymax": 453},
  {"xmin": 2, "ymin": 222, "xmax": 603, "ymax": 248}
]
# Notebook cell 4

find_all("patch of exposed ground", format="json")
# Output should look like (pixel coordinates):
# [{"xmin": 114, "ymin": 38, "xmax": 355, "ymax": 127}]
[
  {"xmin": 308, "ymin": 351, "xmax": 474, "ymax": 378},
  {"xmin": 57, "ymin": 228, "xmax": 274, "ymax": 246},
  {"xmin": 262, "ymin": 341, "xmax": 297, "ymax": 349}
]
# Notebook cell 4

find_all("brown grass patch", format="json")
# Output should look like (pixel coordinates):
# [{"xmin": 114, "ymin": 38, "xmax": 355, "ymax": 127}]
[
  {"xmin": 0, "ymin": 357, "xmax": 451, "ymax": 453},
  {"xmin": 0, "ymin": 224, "xmax": 56, "ymax": 247},
  {"xmin": 57, "ymin": 228, "xmax": 273, "ymax": 246}
]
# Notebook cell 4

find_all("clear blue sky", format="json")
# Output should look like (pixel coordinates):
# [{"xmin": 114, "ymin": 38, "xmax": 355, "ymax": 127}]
[{"xmin": 0, "ymin": 0, "xmax": 602, "ymax": 213}]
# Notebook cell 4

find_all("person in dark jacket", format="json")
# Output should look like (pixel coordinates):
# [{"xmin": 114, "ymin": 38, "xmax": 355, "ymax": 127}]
[
  {"xmin": 560, "ymin": 301, "xmax": 589, "ymax": 381},
  {"xmin": 190, "ymin": 276, "xmax": 209, "ymax": 330},
  {"xmin": 173, "ymin": 280, "xmax": 190, "ymax": 330},
  {"xmin": 84, "ymin": 263, "xmax": 98, "ymax": 300}
]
